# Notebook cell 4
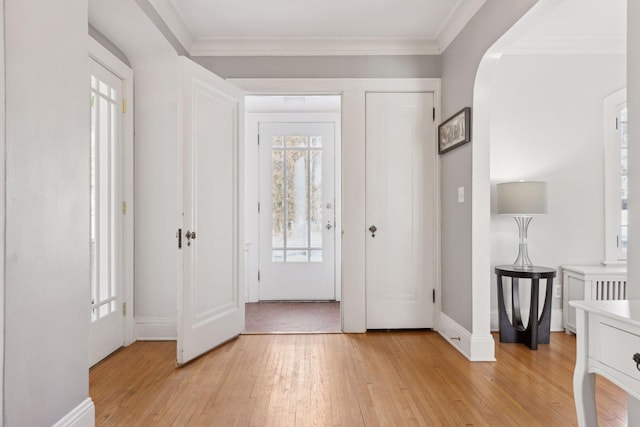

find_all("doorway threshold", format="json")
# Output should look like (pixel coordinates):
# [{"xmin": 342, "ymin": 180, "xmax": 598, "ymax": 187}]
[{"xmin": 243, "ymin": 301, "xmax": 341, "ymax": 334}]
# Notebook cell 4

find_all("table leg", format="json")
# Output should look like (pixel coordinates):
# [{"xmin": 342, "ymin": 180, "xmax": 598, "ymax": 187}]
[
  {"xmin": 497, "ymin": 274, "xmax": 516, "ymax": 342},
  {"xmin": 537, "ymin": 277, "xmax": 553, "ymax": 344},
  {"xmin": 529, "ymin": 278, "xmax": 540, "ymax": 350},
  {"xmin": 512, "ymin": 278, "xmax": 524, "ymax": 329},
  {"xmin": 574, "ymin": 307, "xmax": 597, "ymax": 427}
]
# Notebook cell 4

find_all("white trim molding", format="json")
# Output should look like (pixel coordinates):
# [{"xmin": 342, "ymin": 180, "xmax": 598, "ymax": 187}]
[
  {"xmin": 142, "ymin": 0, "xmax": 485, "ymax": 56},
  {"xmin": 438, "ymin": 312, "xmax": 496, "ymax": 362},
  {"xmin": 52, "ymin": 398, "xmax": 95, "ymax": 427},
  {"xmin": 148, "ymin": 0, "xmax": 194, "ymax": 51},
  {"xmin": 436, "ymin": 0, "xmax": 485, "ymax": 52},
  {"xmin": 135, "ymin": 317, "xmax": 177, "ymax": 340},
  {"xmin": 190, "ymin": 37, "xmax": 440, "ymax": 57}
]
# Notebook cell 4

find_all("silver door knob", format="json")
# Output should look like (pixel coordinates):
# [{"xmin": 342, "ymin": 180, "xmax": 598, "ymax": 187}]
[{"xmin": 369, "ymin": 225, "xmax": 377, "ymax": 237}]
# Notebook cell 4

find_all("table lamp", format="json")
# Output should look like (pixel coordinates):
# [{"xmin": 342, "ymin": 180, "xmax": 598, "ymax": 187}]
[{"xmin": 496, "ymin": 181, "xmax": 548, "ymax": 270}]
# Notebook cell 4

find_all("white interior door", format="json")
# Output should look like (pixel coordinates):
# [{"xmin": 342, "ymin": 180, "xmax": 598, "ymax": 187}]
[
  {"xmin": 178, "ymin": 57, "xmax": 244, "ymax": 365},
  {"xmin": 258, "ymin": 122, "xmax": 336, "ymax": 300},
  {"xmin": 365, "ymin": 92, "xmax": 436, "ymax": 329},
  {"xmin": 89, "ymin": 58, "xmax": 124, "ymax": 366}
]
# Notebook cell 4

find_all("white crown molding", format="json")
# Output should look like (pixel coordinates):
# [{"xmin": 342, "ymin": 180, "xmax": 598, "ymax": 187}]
[
  {"xmin": 504, "ymin": 37, "xmax": 626, "ymax": 55},
  {"xmin": 148, "ymin": 0, "xmax": 194, "ymax": 51},
  {"xmin": 190, "ymin": 37, "xmax": 441, "ymax": 56},
  {"xmin": 435, "ymin": 0, "xmax": 486, "ymax": 52},
  {"xmin": 148, "ymin": 0, "xmax": 484, "ymax": 56}
]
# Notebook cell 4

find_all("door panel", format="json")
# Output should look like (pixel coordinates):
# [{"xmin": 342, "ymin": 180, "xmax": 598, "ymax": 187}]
[
  {"xmin": 365, "ymin": 92, "xmax": 436, "ymax": 329},
  {"xmin": 258, "ymin": 122, "xmax": 335, "ymax": 300},
  {"xmin": 178, "ymin": 57, "xmax": 244, "ymax": 365},
  {"xmin": 89, "ymin": 58, "xmax": 124, "ymax": 366}
]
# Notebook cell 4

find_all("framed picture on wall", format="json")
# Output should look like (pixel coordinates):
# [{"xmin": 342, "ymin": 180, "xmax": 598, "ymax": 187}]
[{"xmin": 438, "ymin": 107, "xmax": 471, "ymax": 154}]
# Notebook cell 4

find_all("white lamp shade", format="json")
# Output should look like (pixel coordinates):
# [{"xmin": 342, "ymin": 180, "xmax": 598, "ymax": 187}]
[{"xmin": 496, "ymin": 181, "xmax": 548, "ymax": 215}]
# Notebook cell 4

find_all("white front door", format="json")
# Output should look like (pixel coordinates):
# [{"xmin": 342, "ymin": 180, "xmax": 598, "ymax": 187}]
[
  {"xmin": 365, "ymin": 92, "xmax": 436, "ymax": 329},
  {"xmin": 177, "ymin": 57, "xmax": 245, "ymax": 365},
  {"xmin": 258, "ymin": 122, "xmax": 336, "ymax": 300},
  {"xmin": 89, "ymin": 58, "xmax": 124, "ymax": 366}
]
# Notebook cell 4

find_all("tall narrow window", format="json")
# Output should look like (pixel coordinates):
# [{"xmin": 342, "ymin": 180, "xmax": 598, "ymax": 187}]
[
  {"xmin": 604, "ymin": 88, "xmax": 627, "ymax": 263},
  {"xmin": 619, "ymin": 106, "xmax": 628, "ymax": 253},
  {"xmin": 90, "ymin": 61, "xmax": 121, "ymax": 321}
]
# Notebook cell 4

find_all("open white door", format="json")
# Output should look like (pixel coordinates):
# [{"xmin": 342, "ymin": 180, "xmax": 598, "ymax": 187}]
[{"xmin": 177, "ymin": 57, "xmax": 245, "ymax": 365}]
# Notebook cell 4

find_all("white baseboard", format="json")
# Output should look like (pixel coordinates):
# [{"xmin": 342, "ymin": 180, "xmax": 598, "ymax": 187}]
[
  {"xmin": 437, "ymin": 313, "xmax": 496, "ymax": 362},
  {"xmin": 490, "ymin": 309, "xmax": 564, "ymax": 332},
  {"xmin": 135, "ymin": 317, "xmax": 177, "ymax": 340},
  {"xmin": 52, "ymin": 398, "xmax": 95, "ymax": 427}
]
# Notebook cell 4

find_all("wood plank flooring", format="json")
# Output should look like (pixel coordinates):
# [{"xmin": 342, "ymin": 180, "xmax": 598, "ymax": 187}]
[{"xmin": 90, "ymin": 332, "xmax": 626, "ymax": 426}]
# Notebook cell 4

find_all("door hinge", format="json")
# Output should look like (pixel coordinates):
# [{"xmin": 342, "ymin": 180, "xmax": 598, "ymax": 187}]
[
  {"xmin": 177, "ymin": 228, "xmax": 182, "ymax": 249},
  {"xmin": 433, "ymin": 107, "xmax": 436, "ymax": 122},
  {"xmin": 617, "ymin": 235, "xmax": 620, "ymax": 248},
  {"xmin": 258, "ymin": 202, "xmax": 260, "ymax": 213},
  {"xmin": 122, "ymin": 302, "xmax": 127, "ymax": 316},
  {"xmin": 122, "ymin": 99, "xmax": 127, "ymax": 114},
  {"xmin": 258, "ymin": 270, "xmax": 261, "ymax": 281},
  {"xmin": 432, "ymin": 289, "xmax": 436, "ymax": 304},
  {"xmin": 257, "ymin": 133, "xmax": 260, "ymax": 145},
  {"xmin": 122, "ymin": 201, "xmax": 127, "ymax": 215}
]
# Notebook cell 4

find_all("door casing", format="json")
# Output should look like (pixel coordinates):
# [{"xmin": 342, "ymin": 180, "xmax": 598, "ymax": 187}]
[{"xmin": 232, "ymin": 79, "xmax": 441, "ymax": 332}]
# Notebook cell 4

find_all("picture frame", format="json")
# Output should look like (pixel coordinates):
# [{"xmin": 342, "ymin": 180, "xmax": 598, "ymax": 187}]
[{"xmin": 438, "ymin": 107, "xmax": 471, "ymax": 154}]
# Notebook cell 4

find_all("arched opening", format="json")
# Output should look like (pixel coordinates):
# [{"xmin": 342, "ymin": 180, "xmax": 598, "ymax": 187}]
[{"xmin": 472, "ymin": 0, "xmax": 627, "ymax": 358}]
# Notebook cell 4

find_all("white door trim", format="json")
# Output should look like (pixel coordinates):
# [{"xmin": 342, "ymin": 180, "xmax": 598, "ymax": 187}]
[
  {"xmin": 245, "ymin": 111, "xmax": 342, "ymax": 303},
  {"xmin": 89, "ymin": 36, "xmax": 135, "ymax": 346},
  {"xmin": 230, "ymin": 78, "xmax": 441, "ymax": 332}
]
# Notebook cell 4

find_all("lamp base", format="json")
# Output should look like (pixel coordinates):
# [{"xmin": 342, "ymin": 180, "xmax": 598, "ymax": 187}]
[{"xmin": 513, "ymin": 216, "xmax": 533, "ymax": 270}]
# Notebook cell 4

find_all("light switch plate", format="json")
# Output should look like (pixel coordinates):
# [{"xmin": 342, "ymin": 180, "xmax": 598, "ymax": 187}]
[{"xmin": 457, "ymin": 186, "xmax": 464, "ymax": 203}]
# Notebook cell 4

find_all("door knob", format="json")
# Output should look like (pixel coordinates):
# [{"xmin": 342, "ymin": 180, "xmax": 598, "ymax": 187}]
[
  {"xmin": 369, "ymin": 225, "xmax": 377, "ymax": 237},
  {"xmin": 326, "ymin": 222, "xmax": 333, "ymax": 230},
  {"xmin": 186, "ymin": 230, "xmax": 196, "ymax": 246}
]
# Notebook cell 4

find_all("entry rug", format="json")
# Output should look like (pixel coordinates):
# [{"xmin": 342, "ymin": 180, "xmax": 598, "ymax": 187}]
[{"xmin": 244, "ymin": 301, "xmax": 340, "ymax": 334}]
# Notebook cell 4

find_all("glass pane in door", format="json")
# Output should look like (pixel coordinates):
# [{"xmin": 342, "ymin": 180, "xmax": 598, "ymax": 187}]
[
  {"xmin": 90, "ymin": 71, "xmax": 118, "ymax": 321},
  {"xmin": 270, "ymin": 134, "xmax": 324, "ymax": 263}
]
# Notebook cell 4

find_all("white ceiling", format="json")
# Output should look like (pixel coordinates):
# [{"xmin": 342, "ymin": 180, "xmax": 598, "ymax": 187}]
[
  {"xmin": 507, "ymin": 0, "xmax": 626, "ymax": 54},
  {"xmin": 147, "ymin": 0, "xmax": 486, "ymax": 56}
]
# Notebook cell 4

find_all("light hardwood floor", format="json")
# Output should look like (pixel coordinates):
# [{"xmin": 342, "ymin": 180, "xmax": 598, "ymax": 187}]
[{"xmin": 90, "ymin": 332, "xmax": 626, "ymax": 426}]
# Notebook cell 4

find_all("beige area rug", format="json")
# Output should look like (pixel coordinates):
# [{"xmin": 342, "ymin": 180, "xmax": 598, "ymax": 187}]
[{"xmin": 244, "ymin": 301, "xmax": 341, "ymax": 334}]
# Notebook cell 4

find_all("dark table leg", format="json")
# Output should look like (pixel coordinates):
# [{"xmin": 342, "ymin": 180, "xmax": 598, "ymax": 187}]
[
  {"xmin": 511, "ymin": 278, "xmax": 524, "ymax": 330},
  {"xmin": 537, "ymin": 277, "xmax": 553, "ymax": 345},
  {"xmin": 497, "ymin": 274, "xmax": 516, "ymax": 343},
  {"xmin": 528, "ymin": 278, "xmax": 540, "ymax": 350}
]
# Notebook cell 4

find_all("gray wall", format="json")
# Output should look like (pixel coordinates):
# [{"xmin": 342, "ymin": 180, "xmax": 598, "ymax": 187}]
[
  {"xmin": 193, "ymin": 55, "xmax": 441, "ymax": 78},
  {"xmin": 439, "ymin": 0, "xmax": 537, "ymax": 331},
  {"xmin": 5, "ymin": 0, "xmax": 90, "ymax": 424}
]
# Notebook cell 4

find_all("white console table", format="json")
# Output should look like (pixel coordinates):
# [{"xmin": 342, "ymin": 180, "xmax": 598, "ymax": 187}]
[{"xmin": 571, "ymin": 300, "xmax": 640, "ymax": 426}]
